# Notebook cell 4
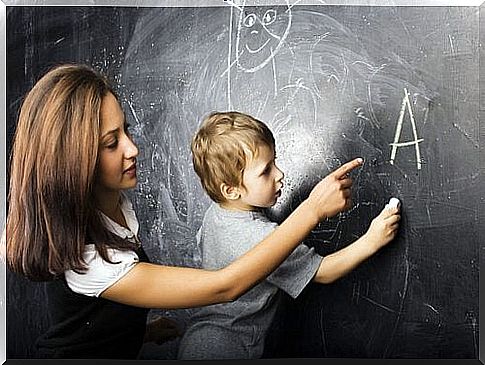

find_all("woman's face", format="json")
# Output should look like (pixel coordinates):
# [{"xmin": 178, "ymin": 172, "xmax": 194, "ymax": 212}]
[{"xmin": 95, "ymin": 92, "xmax": 139, "ymax": 194}]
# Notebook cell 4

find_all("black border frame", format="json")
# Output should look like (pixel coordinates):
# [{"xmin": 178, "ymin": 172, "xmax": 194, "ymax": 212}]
[{"xmin": 1, "ymin": 1, "xmax": 483, "ymax": 364}]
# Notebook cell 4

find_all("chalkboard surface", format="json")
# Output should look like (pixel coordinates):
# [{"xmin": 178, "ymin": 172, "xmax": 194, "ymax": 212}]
[{"xmin": 6, "ymin": 3, "xmax": 481, "ymax": 360}]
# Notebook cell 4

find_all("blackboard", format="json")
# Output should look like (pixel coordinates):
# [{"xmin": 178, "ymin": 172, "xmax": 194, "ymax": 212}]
[{"xmin": 5, "ymin": 2, "xmax": 483, "ymax": 361}]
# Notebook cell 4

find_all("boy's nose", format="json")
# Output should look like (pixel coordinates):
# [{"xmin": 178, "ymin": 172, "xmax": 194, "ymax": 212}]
[{"xmin": 276, "ymin": 166, "xmax": 284, "ymax": 182}]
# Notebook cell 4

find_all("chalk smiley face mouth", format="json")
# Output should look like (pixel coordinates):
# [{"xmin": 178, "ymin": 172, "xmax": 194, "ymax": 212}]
[{"xmin": 245, "ymin": 38, "xmax": 271, "ymax": 54}]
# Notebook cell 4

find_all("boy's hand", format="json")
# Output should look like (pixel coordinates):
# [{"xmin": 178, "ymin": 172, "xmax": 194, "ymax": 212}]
[
  {"xmin": 313, "ymin": 203, "xmax": 401, "ymax": 284},
  {"xmin": 143, "ymin": 315, "xmax": 182, "ymax": 345},
  {"xmin": 364, "ymin": 205, "xmax": 401, "ymax": 252},
  {"xmin": 306, "ymin": 157, "xmax": 363, "ymax": 221}
]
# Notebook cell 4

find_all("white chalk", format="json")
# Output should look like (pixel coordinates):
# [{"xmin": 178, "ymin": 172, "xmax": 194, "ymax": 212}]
[{"xmin": 387, "ymin": 197, "xmax": 401, "ymax": 210}]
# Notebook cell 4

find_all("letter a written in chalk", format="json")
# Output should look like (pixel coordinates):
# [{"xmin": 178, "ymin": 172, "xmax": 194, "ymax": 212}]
[{"xmin": 390, "ymin": 87, "xmax": 424, "ymax": 170}]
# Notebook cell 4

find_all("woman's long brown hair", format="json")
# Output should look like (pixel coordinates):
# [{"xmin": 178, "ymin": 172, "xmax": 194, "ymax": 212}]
[{"xmin": 7, "ymin": 64, "xmax": 138, "ymax": 281}]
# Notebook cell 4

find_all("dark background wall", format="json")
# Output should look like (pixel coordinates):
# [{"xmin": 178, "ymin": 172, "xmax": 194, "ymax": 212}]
[{"xmin": 6, "ymin": 4, "xmax": 481, "ymax": 360}]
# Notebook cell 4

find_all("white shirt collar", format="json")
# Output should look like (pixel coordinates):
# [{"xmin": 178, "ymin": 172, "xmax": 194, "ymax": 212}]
[{"xmin": 99, "ymin": 192, "xmax": 139, "ymax": 241}]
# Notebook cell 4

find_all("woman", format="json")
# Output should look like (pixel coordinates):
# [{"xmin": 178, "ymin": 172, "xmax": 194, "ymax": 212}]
[{"xmin": 5, "ymin": 64, "xmax": 362, "ymax": 358}]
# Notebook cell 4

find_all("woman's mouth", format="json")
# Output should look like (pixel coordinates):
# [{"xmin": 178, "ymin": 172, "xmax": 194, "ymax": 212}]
[{"xmin": 123, "ymin": 163, "xmax": 137, "ymax": 177}]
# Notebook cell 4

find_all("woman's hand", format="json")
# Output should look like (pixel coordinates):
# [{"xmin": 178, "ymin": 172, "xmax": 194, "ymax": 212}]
[{"xmin": 143, "ymin": 315, "xmax": 181, "ymax": 345}]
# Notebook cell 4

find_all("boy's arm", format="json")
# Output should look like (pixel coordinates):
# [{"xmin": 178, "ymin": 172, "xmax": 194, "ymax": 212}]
[
  {"xmin": 101, "ymin": 158, "xmax": 363, "ymax": 309},
  {"xmin": 313, "ymin": 205, "xmax": 400, "ymax": 284}
]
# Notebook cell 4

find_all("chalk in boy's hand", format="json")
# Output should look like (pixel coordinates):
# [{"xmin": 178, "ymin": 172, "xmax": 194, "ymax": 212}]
[{"xmin": 386, "ymin": 197, "xmax": 401, "ymax": 211}]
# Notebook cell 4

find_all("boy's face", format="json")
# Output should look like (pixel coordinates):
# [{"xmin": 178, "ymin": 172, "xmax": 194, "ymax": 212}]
[{"xmin": 236, "ymin": 144, "xmax": 284, "ymax": 210}]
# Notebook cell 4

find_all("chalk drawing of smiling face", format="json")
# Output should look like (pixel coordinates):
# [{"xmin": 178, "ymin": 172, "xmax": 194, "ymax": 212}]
[{"xmin": 235, "ymin": 3, "xmax": 292, "ymax": 73}]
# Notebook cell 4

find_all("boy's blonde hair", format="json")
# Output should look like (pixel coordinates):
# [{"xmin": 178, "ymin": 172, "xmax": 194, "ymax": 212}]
[{"xmin": 192, "ymin": 111, "xmax": 275, "ymax": 203}]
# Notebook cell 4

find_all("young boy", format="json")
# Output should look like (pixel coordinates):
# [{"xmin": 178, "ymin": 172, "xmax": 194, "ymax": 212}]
[{"xmin": 178, "ymin": 111, "xmax": 400, "ymax": 360}]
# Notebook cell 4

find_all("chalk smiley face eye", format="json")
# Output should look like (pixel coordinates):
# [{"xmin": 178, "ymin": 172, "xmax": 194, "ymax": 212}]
[
  {"xmin": 234, "ymin": 5, "xmax": 292, "ymax": 72},
  {"xmin": 262, "ymin": 10, "xmax": 277, "ymax": 25},
  {"xmin": 243, "ymin": 13, "xmax": 256, "ymax": 27}
]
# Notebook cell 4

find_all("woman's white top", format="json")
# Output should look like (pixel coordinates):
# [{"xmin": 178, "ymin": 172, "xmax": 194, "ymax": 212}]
[{"xmin": 65, "ymin": 194, "xmax": 141, "ymax": 297}]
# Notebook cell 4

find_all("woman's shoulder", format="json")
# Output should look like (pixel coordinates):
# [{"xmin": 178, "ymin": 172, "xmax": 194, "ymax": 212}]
[{"xmin": 65, "ymin": 244, "xmax": 140, "ymax": 297}]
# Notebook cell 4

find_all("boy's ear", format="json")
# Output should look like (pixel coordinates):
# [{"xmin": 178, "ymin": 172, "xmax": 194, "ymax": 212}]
[{"xmin": 220, "ymin": 183, "xmax": 241, "ymax": 201}]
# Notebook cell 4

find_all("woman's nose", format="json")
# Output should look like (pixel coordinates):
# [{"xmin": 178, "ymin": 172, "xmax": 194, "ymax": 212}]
[{"xmin": 125, "ymin": 136, "xmax": 139, "ymax": 159}]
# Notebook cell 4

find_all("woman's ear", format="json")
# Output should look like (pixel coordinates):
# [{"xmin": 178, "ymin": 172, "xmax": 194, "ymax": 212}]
[{"xmin": 220, "ymin": 183, "xmax": 241, "ymax": 201}]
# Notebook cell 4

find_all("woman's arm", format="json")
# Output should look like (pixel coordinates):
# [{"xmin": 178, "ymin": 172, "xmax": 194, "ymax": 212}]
[
  {"xmin": 313, "ymin": 204, "xmax": 401, "ymax": 284},
  {"xmin": 101, "ymin": 158, "xmax": 363, "ymax": 309}
]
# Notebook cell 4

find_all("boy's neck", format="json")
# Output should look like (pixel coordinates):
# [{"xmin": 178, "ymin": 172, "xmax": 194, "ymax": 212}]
[{"xmin": 219, "ymin": 200, "xmax": 261, "ymax": 213}]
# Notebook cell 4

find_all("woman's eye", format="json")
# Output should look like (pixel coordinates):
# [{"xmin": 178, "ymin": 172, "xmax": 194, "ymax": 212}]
[
  {"xmin": 243, "ymin": 13, "xmax": 256, "ymax": 27},
  {"xmin": 262, "ymin": 10, "xmax": 276, "ymax": 25},
  {"xmin": 106, "ymin": 140, "xmax": 118, "ymax": 149}
]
